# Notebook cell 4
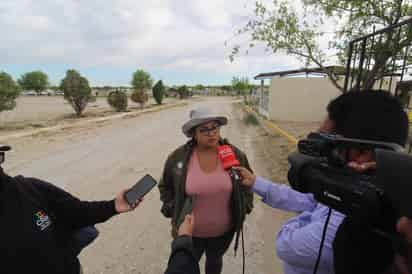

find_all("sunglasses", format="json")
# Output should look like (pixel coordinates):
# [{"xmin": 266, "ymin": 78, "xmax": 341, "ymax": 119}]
[{"xmin": 198, "ymin": 124, "xmax": 221, "ymax": 136}]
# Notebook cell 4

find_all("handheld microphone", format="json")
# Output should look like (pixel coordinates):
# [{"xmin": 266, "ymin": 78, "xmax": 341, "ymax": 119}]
[{"xmin": 217, "ymin": 145, "xmax": 242, "ymax": 181}]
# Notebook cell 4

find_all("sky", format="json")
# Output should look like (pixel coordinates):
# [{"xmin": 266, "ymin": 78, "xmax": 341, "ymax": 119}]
[{"xmin": 0, "ymin": 0, "xmax": 321, "ymax": 86}]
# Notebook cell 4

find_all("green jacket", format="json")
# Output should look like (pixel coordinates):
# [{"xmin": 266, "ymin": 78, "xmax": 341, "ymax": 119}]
[{"xmin": 158, "ymin": 139, "xmax": 254, "ymax": 237}]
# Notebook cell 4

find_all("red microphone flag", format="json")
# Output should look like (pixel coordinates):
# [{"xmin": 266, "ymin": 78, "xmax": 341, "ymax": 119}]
[{"xmin": 217, "ymin": 145, "xmax": 240, "ymax": 170}]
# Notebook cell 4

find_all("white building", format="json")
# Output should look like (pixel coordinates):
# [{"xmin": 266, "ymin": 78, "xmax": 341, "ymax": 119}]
[{"xmin": 254, "ymin": 66, "xmax": 401, "ymax": 122}]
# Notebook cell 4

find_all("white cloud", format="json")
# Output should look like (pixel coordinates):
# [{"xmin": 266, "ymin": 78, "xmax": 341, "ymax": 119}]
[{"xmin": 0, "ymin": 0, "xmax": 335, "ymax": 83}]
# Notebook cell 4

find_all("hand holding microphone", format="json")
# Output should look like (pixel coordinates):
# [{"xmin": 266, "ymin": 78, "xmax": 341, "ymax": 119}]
[
  {"xmin": 232, "ymin": 166, "xmax": 256, "ymax": 188},
  {"xmin": 217, "ymin": 145, "xmax": 255, "ymax": 186}
]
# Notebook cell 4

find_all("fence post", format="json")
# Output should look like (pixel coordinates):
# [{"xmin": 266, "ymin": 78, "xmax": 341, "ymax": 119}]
[{"xmin": 344, "ymin": 42, "xmax": 353, "ymax": 93}]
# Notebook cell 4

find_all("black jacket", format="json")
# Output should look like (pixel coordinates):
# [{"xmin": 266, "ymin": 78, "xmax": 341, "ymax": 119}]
[
  {"xmin": 165, "ymin": 236, "xmax": 200, "ymax": 274},
  {"xmin": 0, "ymin": 168, "xmax": 117, "ymax": 274},
  {"xmin": 159, "ymin": 139, "xmax": 254, "ymax": 234}
]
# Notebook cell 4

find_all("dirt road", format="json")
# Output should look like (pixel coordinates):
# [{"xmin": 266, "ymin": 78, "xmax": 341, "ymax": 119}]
[{"xmin": 3, "ymin": 97, "xmax": 296, "ymax": 274}]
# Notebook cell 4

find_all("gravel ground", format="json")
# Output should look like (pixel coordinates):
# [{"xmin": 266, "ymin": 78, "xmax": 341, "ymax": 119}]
[{"xmin": 271, "ymin": 120, "xmax": 320, "ymax": 140}]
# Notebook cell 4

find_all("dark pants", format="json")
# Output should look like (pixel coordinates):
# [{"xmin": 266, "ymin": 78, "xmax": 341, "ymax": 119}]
[{"xmin": 192, "ymin": 230, "xmax": 235, "ymax": 274}]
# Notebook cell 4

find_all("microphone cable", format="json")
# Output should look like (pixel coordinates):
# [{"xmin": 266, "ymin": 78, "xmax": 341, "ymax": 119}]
[{"xmin": 242, "ymin": 226, "xmax": 245, "ymax": 274}]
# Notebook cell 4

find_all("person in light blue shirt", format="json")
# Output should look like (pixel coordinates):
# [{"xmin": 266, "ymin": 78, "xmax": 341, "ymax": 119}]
[
  {"xmin": 234, "ymin": 167, "xmax": 345, "ymax": 274},
  {"xmin": 234, "ymin": 90, "xmax": 410, "ymax": 274},
  {"xmin": 231, "ymin": 92, "xmax": 349, "ymax": 274}
]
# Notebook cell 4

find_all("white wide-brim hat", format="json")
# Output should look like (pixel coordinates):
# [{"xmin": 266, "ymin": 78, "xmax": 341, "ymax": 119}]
[{"xmin": 182, "ymin": 107, "xmax": 228, "ymax": 137}]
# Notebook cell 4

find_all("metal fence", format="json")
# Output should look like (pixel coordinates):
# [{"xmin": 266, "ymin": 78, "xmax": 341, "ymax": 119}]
[{"xmin": 344, "ymin": 18, "xmax": 412, "ymax": 93}]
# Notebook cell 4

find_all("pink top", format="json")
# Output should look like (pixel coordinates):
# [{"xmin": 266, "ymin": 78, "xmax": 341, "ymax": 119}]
[{"xmin": 185, "ymin": 150, "xmax": 233, "ymax": 238}]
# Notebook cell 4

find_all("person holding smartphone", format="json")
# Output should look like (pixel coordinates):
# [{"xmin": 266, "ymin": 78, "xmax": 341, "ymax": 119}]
[
  {"xmin": 0, "ymin": 144, "xmax": 142, "ymax": 274},
  {"xmin": 159, "ymin": 107, "xmax": 254, "ymax": 274}
]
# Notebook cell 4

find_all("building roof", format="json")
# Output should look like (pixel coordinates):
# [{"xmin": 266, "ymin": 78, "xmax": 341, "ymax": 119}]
[
  {"xmin": 254, "ymin": 66, "xmax": 346, "ymax": 80},
  {"xmin": 255, "ymin": 65, "xmax": 403, "ymax": 80}
]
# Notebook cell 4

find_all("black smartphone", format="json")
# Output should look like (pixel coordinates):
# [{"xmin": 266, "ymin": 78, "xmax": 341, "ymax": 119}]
[{"xmin": 124, "ymin": 174, "xmax": 157, "ymax": 205}]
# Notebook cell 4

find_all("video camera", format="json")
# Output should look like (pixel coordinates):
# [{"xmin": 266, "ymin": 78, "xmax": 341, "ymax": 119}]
[{"xmin": 288, "ymin": 132, "xmax": 412, "ymax": 235}]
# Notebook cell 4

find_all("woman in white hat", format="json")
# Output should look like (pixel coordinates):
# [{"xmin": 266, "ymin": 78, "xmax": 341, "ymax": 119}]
[{"xmin": 159, "ymin": 107, "xmax": 254, "ymax": 274}]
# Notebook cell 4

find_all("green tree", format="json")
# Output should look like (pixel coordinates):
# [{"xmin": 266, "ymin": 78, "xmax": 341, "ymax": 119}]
[
  {"xmin": 220, "ymin": 85, "xmax": 233, "ymax": 96},
  {"xmin": 0, "ymin": 72, "xmax": 21, "ymax": 112},
  {"xmin": 177, "ymin": 85, "xmax": 190, "ymax": 99},
  {"xmin": 232, "ymin": 77, "xmax": 250, "ymax": 96},
  {"xmin": 18, "ymin": 71, "xmax": 49, "ymax": 95},
  {"xmin": 131, "ymin": 70, "xmax": 153, "ymax": 93},
  {"xmin": 131, "ymin": 70, "xmax": 153, "ymax": 108},
  {"xmin": 108, "ymin": 89, "xmax": 128, "ymax": 112},
  {"xmin": 221, "ymin": 85, "xmax": 232, "ymax": 91},
  {"xmin": 194, "ymin": 84, "xmax": 205, "ymax": 90},
  {"xmin": 60, "ymin": 70, "xmax": 93, "ymax": 117},
  {"xmin": 153, "ymin": 80, "xmax": 165, "ymax": 105},
  {"xmin": 233, "ymin": 0, "xmax": 412, "ymax": 91},
  {"xmin": 49, "ymin": 86, "xmax": 60, "ymax": 92}
]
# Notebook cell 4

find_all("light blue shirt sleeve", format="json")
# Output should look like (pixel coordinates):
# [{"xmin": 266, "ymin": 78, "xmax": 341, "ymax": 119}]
[
  {"xmin": 252, "ymin": 176, "xmax": 318, "ymax": 213},
  {"xmin": 275, "ymin": 208, "xmax": 344, "ymax": 273},
  {"xmin": 251, "ymin": 176, "xmax": 345, "ymax": 274}
]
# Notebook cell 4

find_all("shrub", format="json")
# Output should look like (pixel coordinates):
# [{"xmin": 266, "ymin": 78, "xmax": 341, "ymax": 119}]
[
  {"xmin": 153, "ymin": 80, "xmax": 165, "ymax": 105},
  {"xmin": 108, "ymin": 90, "xmax": 128, "ymax": 112},
  {"xmin": 131, "ymin": 90, "xmax": 148, "ymax": 108},
  {"xmin": 0, "ymin": 72, "xmax": 21, "ymax": 112}
]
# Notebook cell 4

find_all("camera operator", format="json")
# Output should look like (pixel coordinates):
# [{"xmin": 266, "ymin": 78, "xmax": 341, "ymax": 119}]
[
  {"xmin": 234, "ymin": 90, "xmax": 409, "ymax": 274},
  {"xmin": 0, "ymin": 144, "xmax": 142, "ymax": 274},
  {"xmin": 322, "ymin": 92, "xmax": 408, "ymax": 273},
  {"xmin": 322, "ymin": 90, "xmax": 409, "ymax": 274}
]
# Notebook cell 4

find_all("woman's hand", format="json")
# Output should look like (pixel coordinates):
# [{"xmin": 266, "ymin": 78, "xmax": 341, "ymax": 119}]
[
  {"xmin": 115, "ymin": 190, "xmax": 142, "ymax": 213},
  {"xmin": 232, "ymin": 166, "xmax": 256, "ymax": 188},
  {"xmin": 178, "ymin": 214, "xmax": 194, "ymax": 237}
]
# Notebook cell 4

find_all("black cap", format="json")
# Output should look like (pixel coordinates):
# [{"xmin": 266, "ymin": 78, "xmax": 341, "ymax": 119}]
[{"xmin": 0, "ymin": 145, "xmax": 11, "ymax": 152}]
